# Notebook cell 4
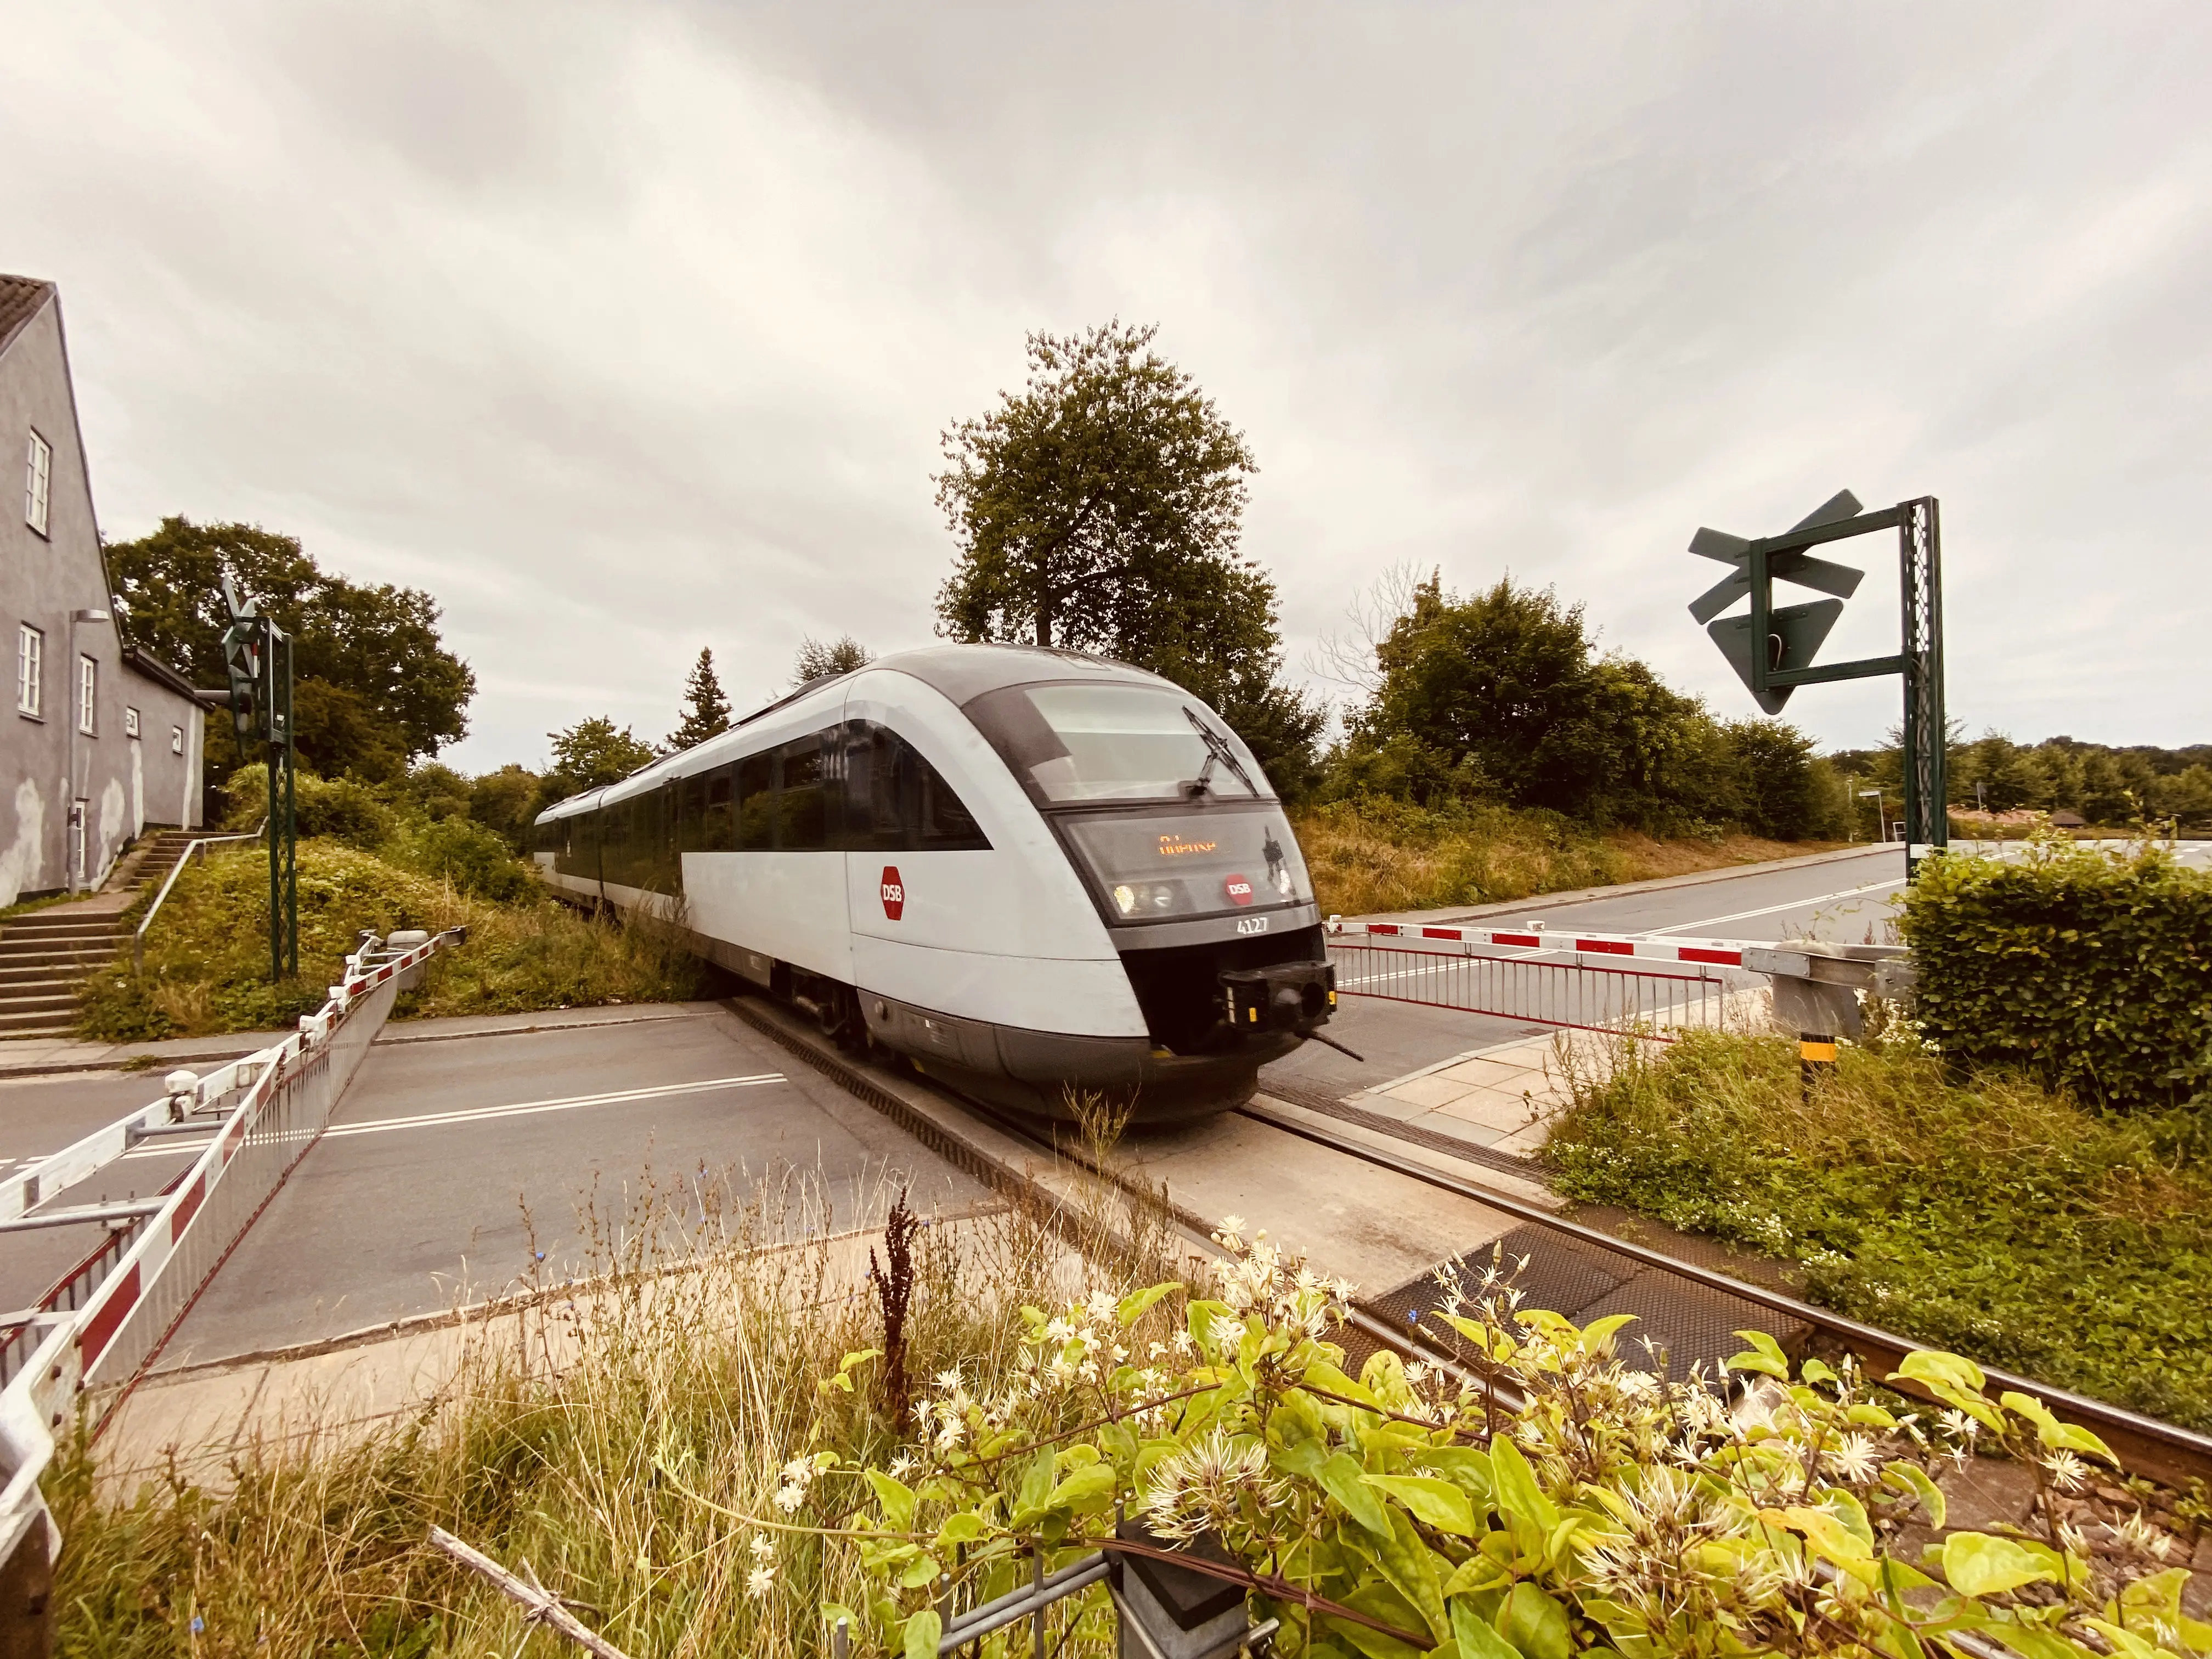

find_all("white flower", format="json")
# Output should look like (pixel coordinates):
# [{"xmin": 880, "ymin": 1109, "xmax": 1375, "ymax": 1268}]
[
  {"xmin": 1171, "ymin": 1328, "xmax": 1195, "ymax": 1356},
  {"xmin": 1823, "ymin": 1434, "xmax": 1882, "ymax": 1483},
  {"xmin": 1938, "ymin": 1408, "xmax": 1979, "ymax": 1440},
  {"xmin": 747, "ymin": 1563, "xmax": 776, "ymax": 1598},
  {"xmin": 1220, "ymin": 1214, "xmax": 1246, "ymax": 1238},
  {"xmin": 1207, "ymin": 1313, "xmax": 1247, "ymax": 1353},
  {"xmin": 1046, "ymin": 1317, "xmax": 1075, "ymax": 1344},
  {"xmin": 749, "ymin": 1533, "xmax": 775, "ymax": 1561},
  {"xmin": 1086, "ymin": 1290, "xmax": 1120, "ymax": 1327},
  {"xmin": 772, "ymin": 1485, "xmax": 806, "ymax": 1514},
  {"xmin": 1148, "ymin": 1341, "xmax": 1166, "ymax": 1360},
  {"xmin": 934, "ymin": 1367, "xmax": 965, "ymax": 1393},
  {"xmin": 780, "ymin": 1455, "xmax": 816, "ymax": 1487},
  {"xmin": 2040, "ymin": 1450, "xmax": 2089, "ymax": 1493}
]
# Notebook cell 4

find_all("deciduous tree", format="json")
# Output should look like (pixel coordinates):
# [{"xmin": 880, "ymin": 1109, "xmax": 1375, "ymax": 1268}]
[
  {"xmin": 934, "ymin": 321, "xmax": 1323, "ymax": 795},
  {"xmin": 792, "ymin": 636, "xmax": 873, "ymax": 686},
  {"xmin": 546, "ymin": 718, "xmax": 657, "ymax": 797},
  {"xmin": 105, "ymin": 516, "xmax": 475, "ymax": 782}
]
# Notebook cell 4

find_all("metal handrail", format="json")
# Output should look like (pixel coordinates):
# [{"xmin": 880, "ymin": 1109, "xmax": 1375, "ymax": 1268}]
[{"xmin": 132, "ymin": 821, "xmax": 265, "ymax": 970}]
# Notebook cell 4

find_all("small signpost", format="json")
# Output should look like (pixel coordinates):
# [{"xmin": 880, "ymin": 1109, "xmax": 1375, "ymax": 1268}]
[
  {"xmin": 221, "ymin": 576, "xmax": 299, "ymax": 980},
  {"xmin": 1688, "ymin": 490, "xmax": 1946, "ymax": 870}
]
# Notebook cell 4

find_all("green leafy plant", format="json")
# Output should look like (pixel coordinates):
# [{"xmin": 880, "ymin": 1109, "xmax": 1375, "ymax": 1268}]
[{"xmin": 730, "ymin": 1225, "xmax": 2203, "ymax": 1659}]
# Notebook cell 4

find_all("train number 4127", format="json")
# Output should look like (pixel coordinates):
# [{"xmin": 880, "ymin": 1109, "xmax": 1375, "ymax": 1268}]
[{"xmin": 1235, "ymin": 916, "xmax": 1269, "ymax": 935}]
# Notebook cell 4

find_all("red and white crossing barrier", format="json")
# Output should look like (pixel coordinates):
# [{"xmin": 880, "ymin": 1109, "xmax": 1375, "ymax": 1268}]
[
  {"xmin": 1327, "ymin": 916, "xmax": 1759, "ymax": 968},
  {"xmin": 0, "ymin": 927, "xmax": 459, "ymax": 1589}
]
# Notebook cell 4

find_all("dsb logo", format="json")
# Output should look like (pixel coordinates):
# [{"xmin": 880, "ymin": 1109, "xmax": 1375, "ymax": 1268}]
[
  {"xmin": 1223, "ymin": 874, "xmax": 1255, "ymax": 907},
  {"xmin": 880, "ymin": 866, "xmax": 905, "ymax": 921}
]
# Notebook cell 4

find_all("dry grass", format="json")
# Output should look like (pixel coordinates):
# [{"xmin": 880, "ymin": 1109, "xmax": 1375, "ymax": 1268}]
[{"xmin": 1293, "ymin": 797, "xmax": 1848, "ymax": 917}]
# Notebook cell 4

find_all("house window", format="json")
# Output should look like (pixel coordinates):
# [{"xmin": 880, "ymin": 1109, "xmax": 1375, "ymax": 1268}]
[
  {"xmin": 76, "ymin": 654, "xmax": 95, "ymax": 735},
  {"xmin": 15, "ymin": 625, "xmax": 41, "ymax": 718},
  {"xmin": 124, "ymin": 706, "xmax": 140, "ymax": 739},
  {"xmin": 24, "ymin": 431, "xmax": 52, "ymax": 537},
  {"xmin": 171, "ymin": 725, "xmax": 184, "ymax": 755}
]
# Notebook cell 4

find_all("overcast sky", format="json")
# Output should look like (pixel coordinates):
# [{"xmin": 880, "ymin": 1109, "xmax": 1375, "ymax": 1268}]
[{"xmin": 4, "ymin": 3, "xmax": 2207, "ymax": 771}]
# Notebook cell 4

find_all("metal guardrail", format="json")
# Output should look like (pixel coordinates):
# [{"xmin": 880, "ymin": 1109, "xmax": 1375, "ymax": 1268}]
[
  {"xmin": 0, "ymin": 926, "xmax": 459, "ymax": 1617},
  {"xmin": 1326, "ymin": 937, "xmax": 1741, "ymax": 1040},
  {"xmin": 131, "ymin": 823, "xmax": 266, "ymax": 971}
]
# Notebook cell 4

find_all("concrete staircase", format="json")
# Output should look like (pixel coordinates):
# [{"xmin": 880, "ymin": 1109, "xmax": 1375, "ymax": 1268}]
[
  {"xmin": 0, "ymin": 909, "xmax": 126, "ymax": 1037},
  {"xmin": 123, "ymin": 828, "xmax": 203, "ymax": 898},
  {"xmin": 0, "ymin": 828, "xmax": 204, "ymax": 1040}
]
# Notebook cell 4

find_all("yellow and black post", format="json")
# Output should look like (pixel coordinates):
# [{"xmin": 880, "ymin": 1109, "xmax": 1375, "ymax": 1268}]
[{"xmin": 1798, "ymin": 1030, "xmax": 1838, "ymax": 1094}]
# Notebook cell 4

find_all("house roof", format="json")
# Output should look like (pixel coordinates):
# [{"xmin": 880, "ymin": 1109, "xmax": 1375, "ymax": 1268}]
[{"xmin": 0, "ymin": 275, "xmax": 53, "ymax": 359}]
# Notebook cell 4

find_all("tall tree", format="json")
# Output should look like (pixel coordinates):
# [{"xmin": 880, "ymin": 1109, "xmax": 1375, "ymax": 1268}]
[
  {"xmin": 935, "ymin": 320, "xmax": 1259, "ymax": 657},
  {"xmin": 668, "ymin": 648, "xmax": 733, "ymax": 750},
  {"xmin": 934, "ymin": 320, "xmax": 1322, "ymax": 795},
  {"xmin": 104, "ymin": 516, "xmax": 475, "ymax": 782},
  {"xmin": 546, "ymin": 718, "xmax": 657, "ymax": 797},
  {"xmin": 793, "ymin": 636, "xmax": 873, "ymax": 686}
]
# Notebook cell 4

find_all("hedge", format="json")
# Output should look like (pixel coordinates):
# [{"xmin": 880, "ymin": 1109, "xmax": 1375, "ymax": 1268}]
[{"xmin": 1902, "ymin": 838, "xmax": 2212, "ymax": 1109}]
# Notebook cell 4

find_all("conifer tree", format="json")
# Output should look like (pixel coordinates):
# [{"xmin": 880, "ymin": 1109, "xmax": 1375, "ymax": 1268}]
[{"xmin": 668, "ymin": 648, "xmax": 732, "ymax": 751}]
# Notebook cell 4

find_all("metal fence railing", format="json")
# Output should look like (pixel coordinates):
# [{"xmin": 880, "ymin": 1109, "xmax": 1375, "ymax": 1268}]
[
  {"xmin": 0, "ymin": 927, "xmax": 459, "ymax": 1616},
  {"xmin": 1325, "ymin": 937, "xmax": 1741, "ymax": 1040}
]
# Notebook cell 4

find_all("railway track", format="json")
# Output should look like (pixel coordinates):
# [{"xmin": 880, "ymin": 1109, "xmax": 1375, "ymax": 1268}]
[{"xmin": 726, "ymin": 992, "xmax": 2212, "ymax": 1493}]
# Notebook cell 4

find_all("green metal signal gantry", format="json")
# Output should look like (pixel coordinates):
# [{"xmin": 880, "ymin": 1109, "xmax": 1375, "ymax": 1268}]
[
  {"xmin": 220, "ymin": 575, "xmax": 300, "ymax": 981},
  {"xmin": 1688, "ymin": 490, "xmax": 1947, "ymax": 870}
]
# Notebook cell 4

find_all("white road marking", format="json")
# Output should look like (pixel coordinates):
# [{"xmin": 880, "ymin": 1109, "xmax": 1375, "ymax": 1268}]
[
  {"xmin": 108, "ymin": 1072, "xmax": 786, "ymax": 1159},
  {"xmin": 1652, "ymin": 877, "xmax": 1904, "ymax": 934}
]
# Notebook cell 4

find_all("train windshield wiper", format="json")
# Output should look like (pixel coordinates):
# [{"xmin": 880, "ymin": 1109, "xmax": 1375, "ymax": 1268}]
[{"xmin": 1181, "ymin": 708, "xmax": 1259, "ymax": 799}]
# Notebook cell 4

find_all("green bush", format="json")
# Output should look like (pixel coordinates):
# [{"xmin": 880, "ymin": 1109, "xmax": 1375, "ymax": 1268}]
[
  {"xmin": 221, "ymin": 761, "xmax": 396, "ymax": 850},
  {"xmin": 388, "ymin": 815, "xmax": 537, "ymax": 901},
  {"xmin": 1904, "ymin": 838, "xmax": 2212, "ymax": 1110}
]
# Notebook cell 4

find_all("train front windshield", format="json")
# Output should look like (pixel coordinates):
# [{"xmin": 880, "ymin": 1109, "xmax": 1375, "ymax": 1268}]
[
  {"xmin": 968, "ymin": 681, "xmax": 1314, "ymax": 924},
  {"xmin": 967, "ymin": 682, "xmax": 1271, "ymax": 804}
]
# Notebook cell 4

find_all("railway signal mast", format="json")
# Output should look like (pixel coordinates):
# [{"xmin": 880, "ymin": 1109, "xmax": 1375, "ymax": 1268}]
[
  {"xmin": 220, "ymin": 575, "xmax": 300, "ymax": 979},
  {"xmin": 1688, "ymin": 489, "xmax": 1947, "ymax": 871}
]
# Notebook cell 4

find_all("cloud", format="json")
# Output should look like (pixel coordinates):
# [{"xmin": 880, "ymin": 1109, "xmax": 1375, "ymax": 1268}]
[{"xmin": 3, "ymin": 1, "xmax": 2205, "ymax": 772}]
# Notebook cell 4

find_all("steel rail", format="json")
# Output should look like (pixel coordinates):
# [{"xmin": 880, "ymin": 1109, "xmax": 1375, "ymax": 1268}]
[{"xmin": 1238, "ymin": 1097, "xmax": 2212, "ymax": 1490}]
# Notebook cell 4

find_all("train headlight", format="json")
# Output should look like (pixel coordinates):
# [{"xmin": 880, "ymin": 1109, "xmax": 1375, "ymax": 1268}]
[{"xmin": 1113, "ymin": 884, "xmax": 1137, "ymax": 916}]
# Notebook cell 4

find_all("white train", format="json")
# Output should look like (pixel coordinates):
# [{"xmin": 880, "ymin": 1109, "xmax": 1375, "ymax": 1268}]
[{"xmin": 531, "ymin": 644, "xmax": 1339, "ymax": 1121}]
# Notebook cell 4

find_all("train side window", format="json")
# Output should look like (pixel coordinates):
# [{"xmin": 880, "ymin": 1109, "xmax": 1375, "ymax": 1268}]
[
  {"xmin": 736, "ymin": 752, "xmax": 774, "ymax": 849},
  {"xmin": 776, "ymin": 734, "xmax": 828, "ymax": 850},
  {"xmin": 703, "ymin": 763, "xmax": 734, "ymax": 849},
  {"xmin": 839, "ymin": 720, "xmax": 990, "ymax": 851},
  {"xmin": 676, "ymin": 773, "xmax": 706, "ymax": 853}
]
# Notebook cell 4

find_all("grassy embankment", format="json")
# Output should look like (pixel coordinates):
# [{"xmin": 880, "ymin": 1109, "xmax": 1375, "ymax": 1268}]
[
  {"xmin": 1543, "ymin": 1029, "xmax": 2212, "ymax": 1432},
  {"xmin": 1292, "ymin": 796, "xmax": 1848, "ymax": 917},
  {"xmin": 77, "ymin": 841, "xmax": 701, "ymax": 1041}
]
